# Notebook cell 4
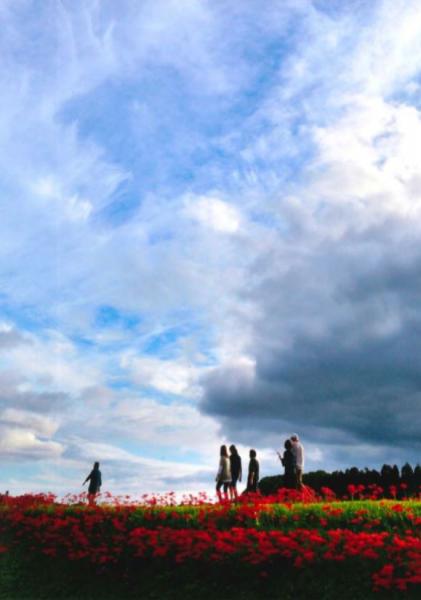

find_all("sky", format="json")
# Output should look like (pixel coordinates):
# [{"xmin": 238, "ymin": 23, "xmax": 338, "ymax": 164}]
[{"xmin": 1, "ymin": 0, "xmax": 421, "ymax": 497}]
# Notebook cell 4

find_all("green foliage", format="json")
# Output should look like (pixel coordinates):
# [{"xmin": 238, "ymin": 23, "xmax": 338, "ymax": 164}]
[{"xmin": 1, "ymin": 549, "xmax": 419, "ymax": 600}]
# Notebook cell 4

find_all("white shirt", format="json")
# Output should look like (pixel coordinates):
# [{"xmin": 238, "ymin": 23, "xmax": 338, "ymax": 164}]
[
  {"xmin": 291, "ymin": 441, "xmax": 304, "ymax": 470},
  {"xmin": 216, "ymin": 456, "xmax": 231, "ymax": 482}
]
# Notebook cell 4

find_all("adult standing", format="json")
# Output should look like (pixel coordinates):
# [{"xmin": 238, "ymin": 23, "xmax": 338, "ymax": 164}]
[
  {"xmin": 277, "ymin": 439, "xmax": 296, "ymax": 489},
  {"xmin": 290, "ymin": 434, "xmax": 304, "ymax": 490},
  {"xmin": 83, "ymin": 461, "xmax": 102, "ymax": 505},
  {"xmin": 245, "ymin": 449, "xmax": 259, "ymax": 493},
  {"xmin": 215, "ymin": 445, "xmax": 231, "ymax": 502},
  {"xmin": 229, "ymin": 445, "xmax": 242, "ymax": 501}
]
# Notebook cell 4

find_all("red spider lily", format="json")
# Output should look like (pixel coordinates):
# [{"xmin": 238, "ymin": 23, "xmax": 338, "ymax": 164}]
[{"xmin": 1, "ymin": 492, "xmax": 420, "ymax": 593}]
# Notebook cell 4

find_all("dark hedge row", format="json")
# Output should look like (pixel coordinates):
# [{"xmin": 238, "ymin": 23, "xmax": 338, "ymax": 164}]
[{"xmin": 260, "ymin": 463, "xmax": 421, "ymax": 497}]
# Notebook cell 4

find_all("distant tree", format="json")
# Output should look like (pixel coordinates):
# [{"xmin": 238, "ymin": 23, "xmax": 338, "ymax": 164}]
[
  {"xmin": 380, "ymin": 464, "xmax": 392, "ymax": 480},
  {"xmin": 414, "ymin": 465, "xmax": 421, "ymax": 488},
  {"xmin": 401, "ymin": 462, "xmax": 414, "ymax": 481},
  {"xmin": 380, "ymin": 464, "xmax": 396, "ymax": 489},
  {"xmin": 391, "ymin": 465, "xmax": 400, "ymax": 483}
]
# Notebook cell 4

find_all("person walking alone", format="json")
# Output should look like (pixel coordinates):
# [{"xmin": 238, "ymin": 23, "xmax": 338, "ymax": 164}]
[{"xmin": 83, "ymin": 461, "xmax": 102, "ymax": 505}]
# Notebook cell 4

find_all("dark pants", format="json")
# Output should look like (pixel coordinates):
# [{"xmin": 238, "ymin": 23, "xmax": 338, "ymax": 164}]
[
  {"xmin": 284, "ymin": 471, "xmax": 296, "ymax": 489},
  {"xmin": 245, "ymin": 476, "xmax": 258, "ymax": 493},
  {"xmin": 231, "ymin": 474, "xmax": 240, "ymax": 488},
  {"xmin": 216, "ymin": 480, "xmax": 230, "ymax": 493}
]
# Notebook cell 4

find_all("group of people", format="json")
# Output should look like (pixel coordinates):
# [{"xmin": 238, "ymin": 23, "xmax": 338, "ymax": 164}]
[
  {"xmin": 215, "ymin": 434, "xmax": 305, "ymax": 500},
  {"xmin": 215, "ymin": 445, "xmax": 259, "ymax": 502},
  {"xmin": 276, "ymin": 433, "xmax": 305, "ymax": 490},
  {"xmin": 82, "ymin": 434, "xmax": 304, "ymax": 506}
]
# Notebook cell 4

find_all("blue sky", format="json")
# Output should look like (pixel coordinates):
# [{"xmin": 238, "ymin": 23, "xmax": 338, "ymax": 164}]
[{"xmin": 1, "ymin": 0, "xmax": 421, "ymax": 496}]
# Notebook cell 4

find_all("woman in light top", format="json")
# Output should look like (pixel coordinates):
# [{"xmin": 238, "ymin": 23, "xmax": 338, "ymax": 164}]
[
  {"xmin": 215, "ymin": 445, "xmax": 231, "ymax": 502},
  {"xmin": 229, "ymin": 444, "xmax": 242, "ymax": 501}
]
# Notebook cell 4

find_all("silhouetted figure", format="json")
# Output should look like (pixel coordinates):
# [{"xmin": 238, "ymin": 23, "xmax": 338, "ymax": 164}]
[
  {"xmin": 229, "ymin": 445, "xmax": 242, "ymax": 500},
  {"xmin": 278, "ymin": 439, "xmax": 296, "ymax": 489},
  {"xmin": 216, "ymin": 445, "xmax": 231, "ymax": 502},
  {"xmin": 83, "ymin": 461, "xmax": 102, "ymax": 505},
  {"xmin": 290, "ymin": 434, "xmax": 304, "ymax": 490},
  {"xmin": 245, "ymin": 449, "xmax": 259, "ymax": 493}
]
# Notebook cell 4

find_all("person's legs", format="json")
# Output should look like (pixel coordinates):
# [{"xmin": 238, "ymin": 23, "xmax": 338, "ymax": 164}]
[
  {"xmin": 296, "ymin": 468, "xmax": 303, "ymax": 490},
  {"xmin": 283, "ymin": 472, "xmax": 291, "ymax": 489},
  {"xmin": 216, "ymin": 480, "xmax": 223, "ymax": 502},
  {"xmin": 228, "ymin": 483, "xmax": 233, "ymax": 500},
  {"xmin": 222, "ymin": 482, "xmax": 229, "ymax": 501}
]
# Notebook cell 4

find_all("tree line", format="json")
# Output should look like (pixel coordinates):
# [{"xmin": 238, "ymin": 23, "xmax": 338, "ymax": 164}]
[{"xmin": 259, "ymin": 463, "xmax": 421, "ymax": 498}]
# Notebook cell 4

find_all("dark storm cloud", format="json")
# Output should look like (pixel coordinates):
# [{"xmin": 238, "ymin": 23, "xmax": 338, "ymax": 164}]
[{"xmin": 200, "ymin": 219, "xmax": 421, "ymax": 463}]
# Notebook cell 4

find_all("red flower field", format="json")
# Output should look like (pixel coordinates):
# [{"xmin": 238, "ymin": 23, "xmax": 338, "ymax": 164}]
[{"xmin": 0, "ymin": 487, "xmax": 420, "ymax": 598}]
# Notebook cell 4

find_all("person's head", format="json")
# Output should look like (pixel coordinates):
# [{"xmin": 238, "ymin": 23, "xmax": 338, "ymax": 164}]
[
  {"xmin": 229, "ymin": 444, "xmax": 238, "ymax": 456},
  {"xmin": 93, "ymin": 461, "xmax": 100, "ymax": 469},
  {"xmin": 291, "ymin": 433, "xmax": 299, "ymax": 442},
  {"xmin": 285, "ymin": 439, "xmax": 292, "ymax": 450},
  {"xmin": 220, "ymin": 445, "xmax": 228, "ymax": 457},
  {"xmin": 249, "ymin": 449, "xmax": 256, "ymax": 458}
]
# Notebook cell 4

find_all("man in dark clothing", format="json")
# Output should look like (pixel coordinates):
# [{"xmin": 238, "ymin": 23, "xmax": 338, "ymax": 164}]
[
  {"xmin": 229, "ymin": 445, "xmax": 242, "ymax": 500},
  {"xmin": 245, "ymin": 449, "xmax": 259, "ymax": 493}
]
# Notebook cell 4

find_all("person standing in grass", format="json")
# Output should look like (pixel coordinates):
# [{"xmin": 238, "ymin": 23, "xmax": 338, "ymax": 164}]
[
  {"xmin": 215, "ymin": 445, "xmax": 231, "ymax": 502},
  {"xmin": 245, "ymin": 449, "xmax": 259, "ymax": 493},
  {"xmin": 229, "ymin": 445, "xmax": 242, "ymax": 500},
  {"xmin": 83, "ymin": 461, "xmax": 102, "ymax": 505}
]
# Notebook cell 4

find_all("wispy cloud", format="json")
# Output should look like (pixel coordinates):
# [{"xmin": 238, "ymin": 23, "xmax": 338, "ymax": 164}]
[{"xmin": 1, "ymin": 0, "xmax": 421, "ymax": 494}]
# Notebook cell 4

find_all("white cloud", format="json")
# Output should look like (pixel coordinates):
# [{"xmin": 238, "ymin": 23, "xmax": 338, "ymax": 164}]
[
  {"xmin": 121, "ymin": 354, "xmax": 204, "ymax": 397},
  {"xmin": 312, "ymin": 96, "xmax": 421, "ymax": 214},
  {"xmin": 1, "ymin": 330, "xmax": 103, "ymax": 395},
  {"xmin": 184, "ymin": 195, "xmax": 241, "ymax": 233},
  {"xmin": 32, "ymin": 176, "xmax": 93, "ymax": 222},
  {"xmin": 0, "ymin": 408, "xmax": 59, "ymax": 437},
  {"xmin": 102, "ymin": 397, "xmax": 220, "ymax": 458},
  {"xmin": 0, "ymin": 428, "xmax": 62, "ymax": 460}
]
